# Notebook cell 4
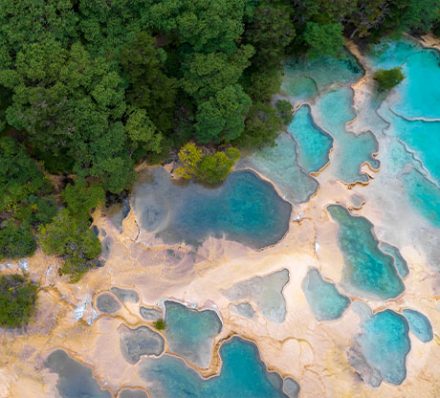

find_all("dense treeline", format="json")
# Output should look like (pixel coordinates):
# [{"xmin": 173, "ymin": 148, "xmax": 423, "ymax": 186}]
[{"xmin": 0, "ymin": 0, "xmax": 439, "ymax": 281}]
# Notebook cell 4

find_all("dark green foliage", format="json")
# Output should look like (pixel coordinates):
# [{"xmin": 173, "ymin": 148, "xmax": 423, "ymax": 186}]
[
  {"xmin": 195, "ymin": 85, "xmax": 251, "ymax": 144},
  {"xmin": 236, "ymin": 103, "xmax": 283, "ymax": 149},
  {"xmin": 120, "ymin": 32, "xmax": 177, "ymax": 136},
  {"xmin": 0, "ymin": 274, "xmax": 38, "ymax": 328},
  {"xmin": 244, "ymin": 1, "xmax": 296, "ymax": 67},
  {"xmin": 304, "ymin": 22, "xmax": 344, "ymax": 57},
  {"xmin": 0, "ymin": 223, "xmax": 36, "ymax": 259},
  {"xmin": 374, "ymin": 68, "xmax": 405, "ymax": 91},
  {"xmin": 0, "ymin": 137, "xmax": 56, "ymax": 259},
  {"xmin": 62, "ymin": 180, "xmax": 105, "ymax": 219},
  {"xmin": 39, "ymin": 209, "xmax": 101, "ymax": 282},
  {"xmin": 153, "ymin": 318, "xmax": 166, "ymax": 330},
  {"xmin": 275, "ymin": 100, "xmax": 294, "ymax": 125}
]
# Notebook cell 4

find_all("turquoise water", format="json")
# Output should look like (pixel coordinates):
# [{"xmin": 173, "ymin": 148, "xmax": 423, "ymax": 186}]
[
  {"xmin": 354, "ymin": 310, "xmax": 410, "ymax": 386},
  {"xmin": 140, "ymin": 337, "xmax": 290, "ymax": 398},
  {"xmin": 403, "ymin": 168, "xmax": 440, "ymax": 228},
  {"xmin": 369, "ymin": 40, "xmax": 440, "ymax": 227},
  {"xmin": 288, "ymin": 105, "xmax": 333, "ymax": 174},
  {"xmin": 302, "ymin": 268, "xmax": 350, "ymax": 321},
  {"xmin": 315, "ymin": 88, "xmax": 380, "ymax": 184},
  {"xmin": 133, "ymin": 168, "xmax": 292, "ymax": 249},
  {"xmin": 402, "ymin": 309, "xmax": 433, "ymax": 343},
  {"xmin": 283, "ymin": 51, "xmax": 362, "ymax": 101},
  {"xmin": 381, "ymin": 108, "xmax": 440, "ymax": 183},
  {"xmin": 328, "ymin": 205, "xmax": 404, "ymax": 299},
  {"xmin": 164, "ymin": 301, "xmax": 222, "ymax": 368},
  {"xmin": 378, "ymin": 242, "xmax": 409, "ymax": 278},
  {"xmin": 240, "ymin": 133, "xmax": 318, "ymax": 204},
  {"xmin": 45, "ymin": 350, "xmax": 111, "ymax": 398},
  {"xmin": 369, "ymin": 39, "xmax": 440, "ymax": 120}
]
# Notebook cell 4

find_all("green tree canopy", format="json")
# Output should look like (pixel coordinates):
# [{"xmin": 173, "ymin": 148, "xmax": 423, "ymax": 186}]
[
  {"xmin": 304, "ymin": 22, "xmax": 345, "ymax": 57},
  {"xmin": 0, "ymin": 274, "xmax": 38, "ymax": 328}
]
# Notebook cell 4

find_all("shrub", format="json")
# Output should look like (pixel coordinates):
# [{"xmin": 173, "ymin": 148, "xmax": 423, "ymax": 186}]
[
  {"xmin": 0, "ymin": 223, "xmax": 36, "ymax": 259},
  {"xmin": 38, "ymin": 209, "xmax": 101, "ymax": 282},
  {"xmin": 175, "ymin": 143, "xmax": 240, "ymax": 185},
  {"xmin": 275, "ymin": 100, "xmax": 293, "ymax": 125},
  {"xmin": 153, "ymin": 319, "xmax": 166, "ymax": 330},
  {"xmin": 374, "ymin": 68, "xmax": 404, "ymax": 91},
  {"xmin": 0, "ymin": 274, "xmax": 38, "ymax": 328}
]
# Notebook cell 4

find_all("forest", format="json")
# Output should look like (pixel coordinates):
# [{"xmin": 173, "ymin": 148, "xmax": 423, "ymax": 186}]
[{"xmin": 1, "ymin": 0, "xmax": 439, "ymax": 285}]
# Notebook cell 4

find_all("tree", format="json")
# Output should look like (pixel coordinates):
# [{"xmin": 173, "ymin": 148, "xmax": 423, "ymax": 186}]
[
  {"xmin": 147, "ymin": 0, "xmax": 246, "ymax": 53},
  {"xmin": 0, "ymin": 274, "xmax": 38, "ymax": 328},
  {"xmin": 275, "ymin": 100, "xmax": 294, "ymax": 125},
  {"xmin": 120, "ymin": 32, "xmax": 177, "ymax": 135},
  {"xmin": 175, "ymin": 143, "xmax": 240, "ymax": 185},
  {"xmin": 304, "ymin": 22, "xmax": 344, "ymax": 57},
  {"xmin": 197, "ymin": 148, "xmax": 240, "ymax": 185},
  {"xmin": 374, "ymin": 68, "xmax": 404, "ymax": 91},
  {"xmin": 125, "ymin": 108, "xmax": 163, "ymax": 154},
  {"xmin": 244, "ymin": 1, "xmax": 296, "ymax": 67},
  {"xmin": 175, "ymin": 142, "xmax": 203, "ymax": 180},
  {"xmin": 0, "ymin": 137, "xmax": 56, "ymax": 259},
  {"xmin": 38, "ymin": 209, "xmax": 101, "ymax": 282},
  {"xmin": 195, "ymin": 85, "xmax": 251, "ymax": 143},
  {"xmin": 1, "ymin": 40, "xmax": 134, "ymax": 192},
  {"xmin": 181, "ymin": 46, "xmax": 254, "ymax": 101},
  {"xmin": 62, "ymin": 180, "xmax": 105, "ymax": 219},
  {"xmin": 236, "ymin": 102, "xmax": 283, "ymax": 148}
]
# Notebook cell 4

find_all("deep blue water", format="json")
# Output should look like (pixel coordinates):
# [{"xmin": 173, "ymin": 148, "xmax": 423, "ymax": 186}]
[
  {"xmin": 140, "ymin": 337, "xmax": 290, "ymax": 398},
  {"xmin": 133, "ymin": 168, "xmax": 292, "ymax": 248}
]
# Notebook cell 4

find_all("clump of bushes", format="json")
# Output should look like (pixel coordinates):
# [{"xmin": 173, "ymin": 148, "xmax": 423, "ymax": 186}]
[
  {"xmin": 175, "ymin": 143, "xmax": 240, "ymax": 185},
  {"xmin": 0, "ymin": 274, "xmax": 38, "ymax": 328},
  {"xmin": 153, "ymin": 319, "xmax": 166, "ymax": 330},
  {"xmin": 0, "ymin": 137, "xmax": 56, "ymax": 260},
  {"xmin": 38, "ymin": 180, "xmax": 104, "ymax": 282},
  {"xmin": 275, "ymin": 99, "xmax": 294, "ymax": 125},
  {"xmin": 373, "ymin": 67, "xmax": 404, "ymax": 91}
]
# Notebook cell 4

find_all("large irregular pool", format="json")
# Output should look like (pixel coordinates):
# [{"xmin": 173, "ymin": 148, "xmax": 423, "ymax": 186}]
[
  {"xmin": 302, "ymin": 268, "xmax": 350, "ymax": 321},
  {"xmin": 133, "ymin": 168, "xmax": 292, "ymax": 249},
  {"xmin": 45, "ymin": 350, "xmax": 111, "ymax": 398},
  {"xmin": 349, "ymin": 310, "xmax": 411, "ymax": 387},
  {"xmin": 328, "ymin": 205, "xmax": 404, "ymax": 300},
  {"xmin": 139, "ymin": 337, "xmax": 292, "ymax": 398},
  {"xmin": 164, "ymin": 301, "xmax": 222, "ymax": 368}
]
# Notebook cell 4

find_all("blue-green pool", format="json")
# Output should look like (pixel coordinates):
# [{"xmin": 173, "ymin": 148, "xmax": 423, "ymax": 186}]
[
  {"xmin": 133, "ymin": 168, "xmax": 292, "ymax": 248},
  {"xmin": 164, "ymin": 301, "xmax": 222, "ymax": 368},
  {"xmin": 351, "ymin": 310, "xmax": 410, "ymax": 386},
  {"xmin": 328, "ymin": 205, "xmax": 404, "ymax": 299},
  {"xmin": 402, "ymin": 309, "xmax": 433, "ymax": 343},
  {"xmin": 140, "ymin": 337, "xmax": 291, "ymax": 398},
  {"xmin": 288, "ymin": 105, "xmax": 333, "ymax": 174},
  {"xmin": 302, "ymin": 268, "xmax": 350, "ymax": 321}
]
